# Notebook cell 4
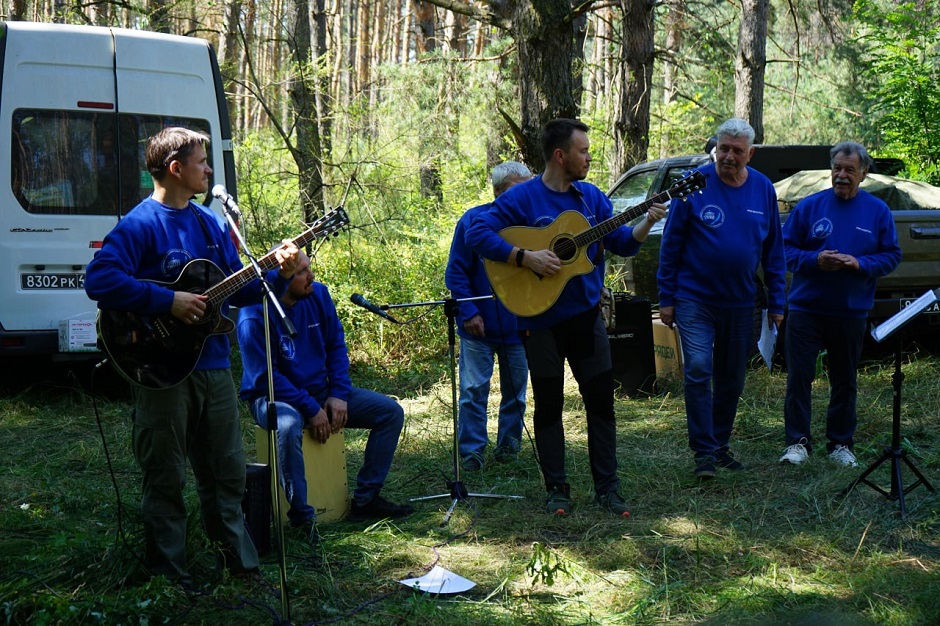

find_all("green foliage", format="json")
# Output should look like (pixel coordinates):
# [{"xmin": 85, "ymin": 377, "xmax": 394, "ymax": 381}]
[
  {"xmin": 855, "ymin": 0, "xmax": 940, "ymax": 183},
  {"xmin": 234, "ymin": 129, "xmax": 304, "ymax": 249},
  {"xmin": 233, "ymin": 50, "xmax": 525, "ymax": 381}
]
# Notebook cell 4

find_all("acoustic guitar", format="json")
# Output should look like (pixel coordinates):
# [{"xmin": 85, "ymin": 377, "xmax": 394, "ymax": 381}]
[
  {"xmin": 483, "ymin": 171, "xmax": 705, "ymax": 317},
  {"xmin": 97, "ymin": 207, "xmax": 349, "ymax": 389}
]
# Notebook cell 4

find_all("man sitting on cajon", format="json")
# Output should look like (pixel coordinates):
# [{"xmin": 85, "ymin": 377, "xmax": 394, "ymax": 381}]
[{"xmin": 237, "ymin": 251, "xmax": 413, "ymax": 542}]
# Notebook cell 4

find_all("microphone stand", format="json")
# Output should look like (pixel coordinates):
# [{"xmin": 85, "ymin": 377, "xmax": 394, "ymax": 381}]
[
  {"xmin": 221, "ymin": 206, "xmax": 293, "ymax": 619},
  {"xmin": 375, "ymin": 294, "xmax": 523, "ymax": 524}
]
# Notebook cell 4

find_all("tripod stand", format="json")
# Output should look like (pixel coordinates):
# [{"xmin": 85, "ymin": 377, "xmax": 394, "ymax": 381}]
[
  {"xmin": 386, "ymin": 296, "xmax": 522, "ymax": 524},
  {"xmin": 841, "ymin": 333, "xmax": 935, "ymax": 517}
]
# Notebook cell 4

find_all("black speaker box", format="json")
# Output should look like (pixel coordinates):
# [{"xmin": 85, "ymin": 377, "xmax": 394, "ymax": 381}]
[
  {"xmin": 242, "ymin": 463, "xmax": 272, "ymax": 556},
  {"xmin": 608, "ymin": 294, "xmax": 656, "ymax": 396}
]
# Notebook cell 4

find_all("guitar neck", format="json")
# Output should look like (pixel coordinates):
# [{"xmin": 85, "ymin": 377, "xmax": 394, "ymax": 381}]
[
  {"xmin": 203, "ymin": 216, "xmax": 338, "ymax": 306},
  {"xmin": 573, "ymin": 187, "xmax": 675, "ymax": 250}
]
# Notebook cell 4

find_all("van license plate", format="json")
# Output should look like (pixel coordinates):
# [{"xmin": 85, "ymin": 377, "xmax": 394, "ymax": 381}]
[
  {"xmin": 899, "ymin": 297, "xmax": 940, "ymax": 314},
  {"xmin": 21, "ymin": 273, "xmax": 86, "ymax": 290}
]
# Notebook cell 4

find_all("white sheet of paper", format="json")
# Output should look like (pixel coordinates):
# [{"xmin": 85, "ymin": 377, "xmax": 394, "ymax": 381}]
[
  {"xmin": 399, "ymin": 565, "xmax": 476, "ymax": 594},
  {"xmin": 871, "ymin": 289, "xmax": 938, "ymax": 343},
  {"xmin": 758, "ymin": 309, "xmax": 777, "ymax": 371}
]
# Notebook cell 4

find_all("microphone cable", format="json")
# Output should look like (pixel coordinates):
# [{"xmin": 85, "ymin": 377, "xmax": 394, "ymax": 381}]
[{"xmin": 89, "ymin": 359, "xmax": 150, "ymax": 574}]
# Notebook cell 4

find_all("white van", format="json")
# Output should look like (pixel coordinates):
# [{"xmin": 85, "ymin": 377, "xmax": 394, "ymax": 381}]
[{"xmin": 0, "ymin": 21, "xmax": 237, "ymax": 358}]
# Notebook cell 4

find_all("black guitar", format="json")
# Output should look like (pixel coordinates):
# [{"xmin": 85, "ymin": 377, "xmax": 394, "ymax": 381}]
[{"xmin": 98, "ymin": 208, "xmax": 349, "ymax": 389}]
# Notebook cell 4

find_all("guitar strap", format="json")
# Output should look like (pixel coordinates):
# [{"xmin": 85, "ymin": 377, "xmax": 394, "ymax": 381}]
[
  {"xmin": 571, "ymin": 182, "xmax": 605, "ymax": 266},
  {"xmin": 190, "ymin": 203, "xmax": 236, "ymax": 276}
]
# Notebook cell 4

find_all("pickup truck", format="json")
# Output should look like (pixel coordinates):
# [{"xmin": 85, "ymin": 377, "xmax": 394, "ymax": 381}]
[{"xmin": 606, "ymin": 145, "xmax": 940, "ymax": 347}]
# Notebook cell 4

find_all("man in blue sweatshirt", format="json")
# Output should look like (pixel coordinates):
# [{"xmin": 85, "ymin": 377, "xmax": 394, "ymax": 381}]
[
  {"xmin": 85, "ymin": 127, "xmax": 300, "ymax": 582},
  {"xmin": 446, "ymin": 161, "xmax": 532, "ymax": 472},
  {"xmin": 238, "ymin": 251, "xmax": 413, "ymax": 536},
  {"xmin": 779, "ymin": 142, "xmax": 901, "ymax": 467},
  {"xmin": 466, "ymin": 119, "xmax": 666, "ymax": 517},
  {"xmin": 657, "ymin": 118, "xmax": 787, "ymax": 479}
]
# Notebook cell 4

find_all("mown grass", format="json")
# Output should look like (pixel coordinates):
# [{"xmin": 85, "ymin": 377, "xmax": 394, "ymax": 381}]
[{"xmin": 1, "ymin": 350, "xmax": 939, "ymax": 625}]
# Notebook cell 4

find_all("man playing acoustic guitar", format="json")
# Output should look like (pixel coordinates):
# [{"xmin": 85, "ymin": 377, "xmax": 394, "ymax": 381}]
[
  {"xmin": 85, "ymin": 127, "xmax": 300, "ymax": 583},
  {"xmin": 466, "ymin": 118, "xmax": 667, "ymax": 517}
]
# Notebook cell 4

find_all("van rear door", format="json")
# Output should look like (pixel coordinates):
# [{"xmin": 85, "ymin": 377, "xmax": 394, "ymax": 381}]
[
  {"xmin": 0, "ymin": 23, "xmax": 120, "ymax": 355},
  {"xmin": 0, "ymin": 23, "xmax": 230, "ymax": 357}
]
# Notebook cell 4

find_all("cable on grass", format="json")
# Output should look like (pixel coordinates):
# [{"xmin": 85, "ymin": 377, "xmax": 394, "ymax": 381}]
[{"xmin": 89, "ymin": 360, "xmax": 149, "ymax": 574}]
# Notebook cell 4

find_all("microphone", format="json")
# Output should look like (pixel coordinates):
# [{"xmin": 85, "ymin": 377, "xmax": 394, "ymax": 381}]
[
  {"xmin": 351, "ymin": 293, "xmax": 399, "ymax": 324},
  {"xmin": 211, "ymin": 184, "xmax": 241, "ymax": 219}
]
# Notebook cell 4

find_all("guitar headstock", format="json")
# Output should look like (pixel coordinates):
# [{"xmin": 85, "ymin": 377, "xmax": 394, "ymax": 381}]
[
  {"xmin": 670, "ymin": 170, "xmax": 707, "ymax": 201},
  {"xmin": 313, "ymin": 207, "xmax": 350, "ymax": 238}
]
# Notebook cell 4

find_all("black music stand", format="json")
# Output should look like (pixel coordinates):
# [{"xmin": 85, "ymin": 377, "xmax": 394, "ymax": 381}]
[
  {"xmin": 374, "ymin": 295, "xmax": 523, "ymax": 524},
  {"xmin": 841, "ymin": 291, "xmax": 936, "ymax": 518}
]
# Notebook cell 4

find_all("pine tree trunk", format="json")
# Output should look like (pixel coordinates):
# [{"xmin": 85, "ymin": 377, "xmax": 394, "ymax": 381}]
[
  {"xmin": 289, "ymin": 0, "xmax": 326, "ymax": 223},
  {"xmin": 512, "ymin": 0, "xmax": 586, "ymax": 171},
  {"xmin": 612, "ymin": 0, "xmax": 655, "ymax": 182},
  {"xmin": 735, "ymin": 0, "xmax": 768, "ymax": 143}
]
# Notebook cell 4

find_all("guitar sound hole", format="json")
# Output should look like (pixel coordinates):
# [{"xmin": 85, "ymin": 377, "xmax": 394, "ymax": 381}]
[{"xmin": 552, "ymin": 237, "xmax": 577, "ymax": 262}]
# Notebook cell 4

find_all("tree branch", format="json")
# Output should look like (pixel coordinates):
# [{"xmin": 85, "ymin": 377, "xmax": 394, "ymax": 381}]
[{"xmin": 418, "ymin": 0, "xmax": 512, "ymax": 30}]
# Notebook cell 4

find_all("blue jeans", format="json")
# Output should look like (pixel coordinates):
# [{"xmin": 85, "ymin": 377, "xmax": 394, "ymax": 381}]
[
  {"xmin": 784, "ymin": 311, "xmax": 866, "ymax": 452},
  {"xmin": 457, "ymin": 336, "xmax": 528, "ymax": 462},
  {"xmin": 252, "ymin": 387, "xmax": 404, "ymax": 525},
  {"xmin": 675, "ymin": 299, "xmax": 753, "ymax": 459}
]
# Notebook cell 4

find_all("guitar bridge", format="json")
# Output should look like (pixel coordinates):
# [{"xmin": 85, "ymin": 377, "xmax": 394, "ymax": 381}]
[{"xmin": 153, "ymin": 317, "xmax": 170, "ymax": 340}]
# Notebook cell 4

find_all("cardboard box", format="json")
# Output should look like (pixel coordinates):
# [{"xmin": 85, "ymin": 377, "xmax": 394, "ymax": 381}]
[
  {"xmin": 652, "ymin": 314, "xmax": 683, "ymax": 380},
  {"xmin": 58, "ymin": 319, "xmax": 99, "ymax": 352}
]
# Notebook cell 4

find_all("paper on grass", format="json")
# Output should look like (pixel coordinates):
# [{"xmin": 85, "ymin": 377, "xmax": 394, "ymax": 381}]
[
  {"xmin": 399, "ymin": 565, "xmax": 476, "ymax": 594},
  {"xmin": 758, "ymin": 309, "xmax": 777, "ymax": 371}
]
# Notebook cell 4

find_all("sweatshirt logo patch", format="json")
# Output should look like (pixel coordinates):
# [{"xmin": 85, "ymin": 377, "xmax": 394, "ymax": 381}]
[
  {"xmin": 699, "ymin": 204, "xmax": 725, "ymax": 228},
  {"xmin": 162, "ymin": 249, "xmax": 194, "ymax": 279},
  {"xmin": 279, "ymin": 336, "xmax": 297, "ymax": 361},
  {"xmin": 811, "ymin": 218, "xmax": 834, "ymax": 239}
]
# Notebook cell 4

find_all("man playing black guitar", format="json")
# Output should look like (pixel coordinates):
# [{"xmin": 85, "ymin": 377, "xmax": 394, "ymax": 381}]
[{"xmin": 85, "ymin": 127, "xmax": 300, "ymax": 583}]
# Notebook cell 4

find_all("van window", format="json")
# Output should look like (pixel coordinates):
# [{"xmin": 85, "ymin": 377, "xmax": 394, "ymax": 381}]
[{"xmin": 11, "ymin": 110, "xmax": 211, "ymax": 216}]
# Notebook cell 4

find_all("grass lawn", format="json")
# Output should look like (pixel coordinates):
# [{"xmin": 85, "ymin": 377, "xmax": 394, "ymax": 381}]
[{"xmin": 1, "ymin": 351, "xmax": 939, "ymax": 625}]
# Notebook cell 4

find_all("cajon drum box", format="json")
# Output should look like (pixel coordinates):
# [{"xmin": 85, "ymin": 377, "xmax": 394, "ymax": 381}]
[{"xmin": 255, "ymin": 426, "xmax": 350, "ymax": 522}]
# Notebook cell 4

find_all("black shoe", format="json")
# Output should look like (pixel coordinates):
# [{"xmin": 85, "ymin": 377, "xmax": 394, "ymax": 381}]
[
  {"xmin": 694, "ymin": 457, "xmax": 716, "ymax": 479},
  {"xmin": 715, "ymin": 452, "xmax": 745, "ymax": 471},
  {"xmin": 545, "ymin": 483, "xmax": 572, "ymax": 516},
  {"xmin": 348, "ymin": 495, "xmax": 415, "ymax": 521},
  {"xmin": 461, "ymin": 455, "xmax": 483, "ymax": 472},
  {"xmin": 293, "ymin": 519, "xmax": 322, "ymax": 545},
  {"xmin": 493, "ymin": 446, "xmax": 518, "ymax": 464}
]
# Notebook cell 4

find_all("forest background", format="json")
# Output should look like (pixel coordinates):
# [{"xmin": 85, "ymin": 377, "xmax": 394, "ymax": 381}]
[
  {"xmin": 2, "ymin": 2, "xmax": 940, "ymax": 625},
  {"xmin": 5, "ymin": 0, "xmax": 939, "ymax": 370}
]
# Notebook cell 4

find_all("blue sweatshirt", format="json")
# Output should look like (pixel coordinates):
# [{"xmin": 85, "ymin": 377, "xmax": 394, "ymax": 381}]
[
  {"xmin": 85, "ymin": 196, "xmax": 281, "ymax": 370},
  {"xmin": 237, "ymin": 279, "xmax": 352, "ymax": 419},
  {"xmin": 465, "ymin": 176, "xmax": 642, "ymax": 330},
  {"xmin": 445, "ymin": 202, "xmax": 521, "ymax": 344},
  {"xmin": 657, "ymin": 164, "xmax": 786, "ymax": 313},
  {"xmin": 784, "ymin": 188, "xmax": 901, "ymax": 318}
]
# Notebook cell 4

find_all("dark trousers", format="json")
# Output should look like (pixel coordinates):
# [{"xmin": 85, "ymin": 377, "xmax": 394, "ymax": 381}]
[
  {"xmin": 524, "ymin": 309, "xmax": 619, "ymax": 495},
  {"xmin": 784, "ymin": 311, "xmax": 867, "ymax": 452}
]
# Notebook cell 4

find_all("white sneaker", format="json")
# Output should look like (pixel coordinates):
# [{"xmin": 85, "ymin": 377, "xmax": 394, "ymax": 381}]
[
  {"xmin": 780, "ymin": 442, "xmax": 809, "ymax": 465},
  {"xmin": 829, "ymin": 445, "xmax": 858, "ymax": 467}
]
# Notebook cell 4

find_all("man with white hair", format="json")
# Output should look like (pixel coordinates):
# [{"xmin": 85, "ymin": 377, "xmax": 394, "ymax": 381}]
[
  {"xmin": 446, "ymin": 161, "xmax": 532, "ymax": 471},
  {"xmin": 779, "ymin": 142, "xmax": 901, "ymax": 467},
  {"xmin": 658, "ymin": 118, "xmax": 787, "ymax": 479}
]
